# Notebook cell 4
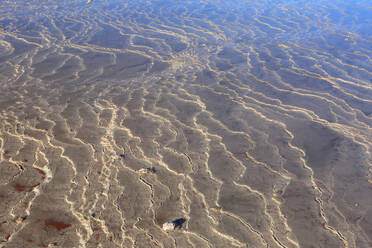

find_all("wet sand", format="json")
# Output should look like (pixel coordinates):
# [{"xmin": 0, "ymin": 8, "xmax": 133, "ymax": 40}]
[{"xmin": 0, "ymin": 0, "xmax": 372, "ymax": 247}]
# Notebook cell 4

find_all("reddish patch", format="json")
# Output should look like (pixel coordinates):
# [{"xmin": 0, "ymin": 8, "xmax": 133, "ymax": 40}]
[
  {"xmin": 34, "ymin": 168, "xmax": 46, "ymax": 179},
  {"xmin": 44, "ymin": 219, "xmax": 71, "ymax": 231},
  {"xmin": 96, "ymin": 234, "xmax": 100, "ymax": 241},
  {"xmin": 38, "ymin": 243, "xmax": 48, "ymax": 247},
  {"xmin": 13, "ymin": 183, "xmax": 27, "ymax": 192},
  {"xmin": 5, "ymin": 234, "xmax": 10, "ymax": 240},
  {"xmin": 26, "ymin": 239, "xmax": 33, "ymax": 243},
  {"xmin": 12, "ymin": 183, "xmax": 39, "ymax": 192}
]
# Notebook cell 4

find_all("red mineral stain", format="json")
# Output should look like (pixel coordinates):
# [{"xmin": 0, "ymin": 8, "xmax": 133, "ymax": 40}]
[
  {"xmin": 96, "ymin": 234, "xmax": 100, "ymax": 241},
  {"xmin": 35, "ymin": 168, "xmax": 46, "ymax": 179},
  {"xmin": 13, "ymin": 183, "xmax": 27, "ymax": 192},
  {"xmin": 26, "ymin": 239, "xmax": 33, "ymax": 243},
  {"xmin": 44, "ymin": 219, "xmax": 71, "ymax": 231},
  {"xmin": 5, "ymin": 234, "xmax": 10, "ymax": 240},
  {"xmin": 38, "ymin": 243, "xmax": 48, "ymax": 247}
]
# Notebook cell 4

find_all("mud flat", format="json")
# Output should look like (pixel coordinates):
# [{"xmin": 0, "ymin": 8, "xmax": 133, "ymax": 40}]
[{"xmin": 0, "ymin": 0, "xmax": 371, "ymax": 247}]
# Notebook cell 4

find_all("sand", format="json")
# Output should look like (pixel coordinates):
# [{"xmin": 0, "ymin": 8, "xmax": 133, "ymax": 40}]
[{"xmin": 0, "ymin": 0, "xmax": 371, "ymax": 247}]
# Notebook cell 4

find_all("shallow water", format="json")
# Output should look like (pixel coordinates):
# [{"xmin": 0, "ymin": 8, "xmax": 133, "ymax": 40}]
[{"xmin": 0, "ymin": 0, "xmax": 371, "ymax": 247}]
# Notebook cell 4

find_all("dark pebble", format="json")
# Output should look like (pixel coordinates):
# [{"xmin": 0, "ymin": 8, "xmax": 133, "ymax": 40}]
[
  {"xmin": 119, "ymin": 154, "xmax": 125, "ymax": 159},
  {"xmin": 23, "ymin": 159, "xmax": 28, "ymax": 162},
  {"xmin": 91, "ymin": 213, "xmax": 96, "ymax": 217}
]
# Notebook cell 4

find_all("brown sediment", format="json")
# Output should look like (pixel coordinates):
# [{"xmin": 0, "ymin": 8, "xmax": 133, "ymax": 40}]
[
  {"xmin": 44, "ymin": 219, "xmax": 72, "ymax": 231},
  {"xmin": 12, "ymin": 183, "xmax": 28, "ymax": 192}
]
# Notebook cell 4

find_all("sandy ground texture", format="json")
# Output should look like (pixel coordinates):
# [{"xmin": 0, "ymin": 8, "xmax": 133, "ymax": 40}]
[{"xmin": 0, "ymin": 0, "xmax": 372, "ymax": 247}]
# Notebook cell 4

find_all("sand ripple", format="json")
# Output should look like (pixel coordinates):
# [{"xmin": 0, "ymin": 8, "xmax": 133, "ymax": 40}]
[{"xmin": 0, "ymin": 0, "xmax": 371, "ymax": 247}]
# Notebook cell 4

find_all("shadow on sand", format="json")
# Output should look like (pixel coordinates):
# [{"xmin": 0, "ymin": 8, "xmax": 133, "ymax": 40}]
[{"xmin": 173, "ymin": 218, "xmax": 186, "ymax": 229}]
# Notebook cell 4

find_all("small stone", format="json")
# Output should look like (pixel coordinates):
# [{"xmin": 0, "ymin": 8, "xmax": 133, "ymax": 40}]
[
  {"xmin": 137, "ymin": 167, "xmax": 155, "ymax": 174},
  {"xmin": 210, "ymin": 206, "xmax": 222, "ymax": 212},
  {"xmin": 119, "ymin": 154, "xmax": 125, "ymax": 159},
  {"xmin": 162, "ymin": 221, "xmax": 176, "ymax": 231},
  {"xmin": 273, "ymin": 183, "xmax": 287, "ymax": 197},
  {"xmin": 111, "ymin": 155, "xmax": 122, "ymax": 161},
  {"xmin": 162, "ymin": 218, "xmax": 186, "ymax": 232},
  {"xmin": 91, "ymin": 213, "xmax": 96, "ymax": 218},
  {"xmin": 15, "ymin": 216, "xmax": 28, "ymax": 224}
]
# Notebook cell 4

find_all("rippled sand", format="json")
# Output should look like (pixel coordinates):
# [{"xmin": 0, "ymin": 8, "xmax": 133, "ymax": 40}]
[{"xmin": 0, "ymin": 0, "xmax": 372, "ymax": 247}]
